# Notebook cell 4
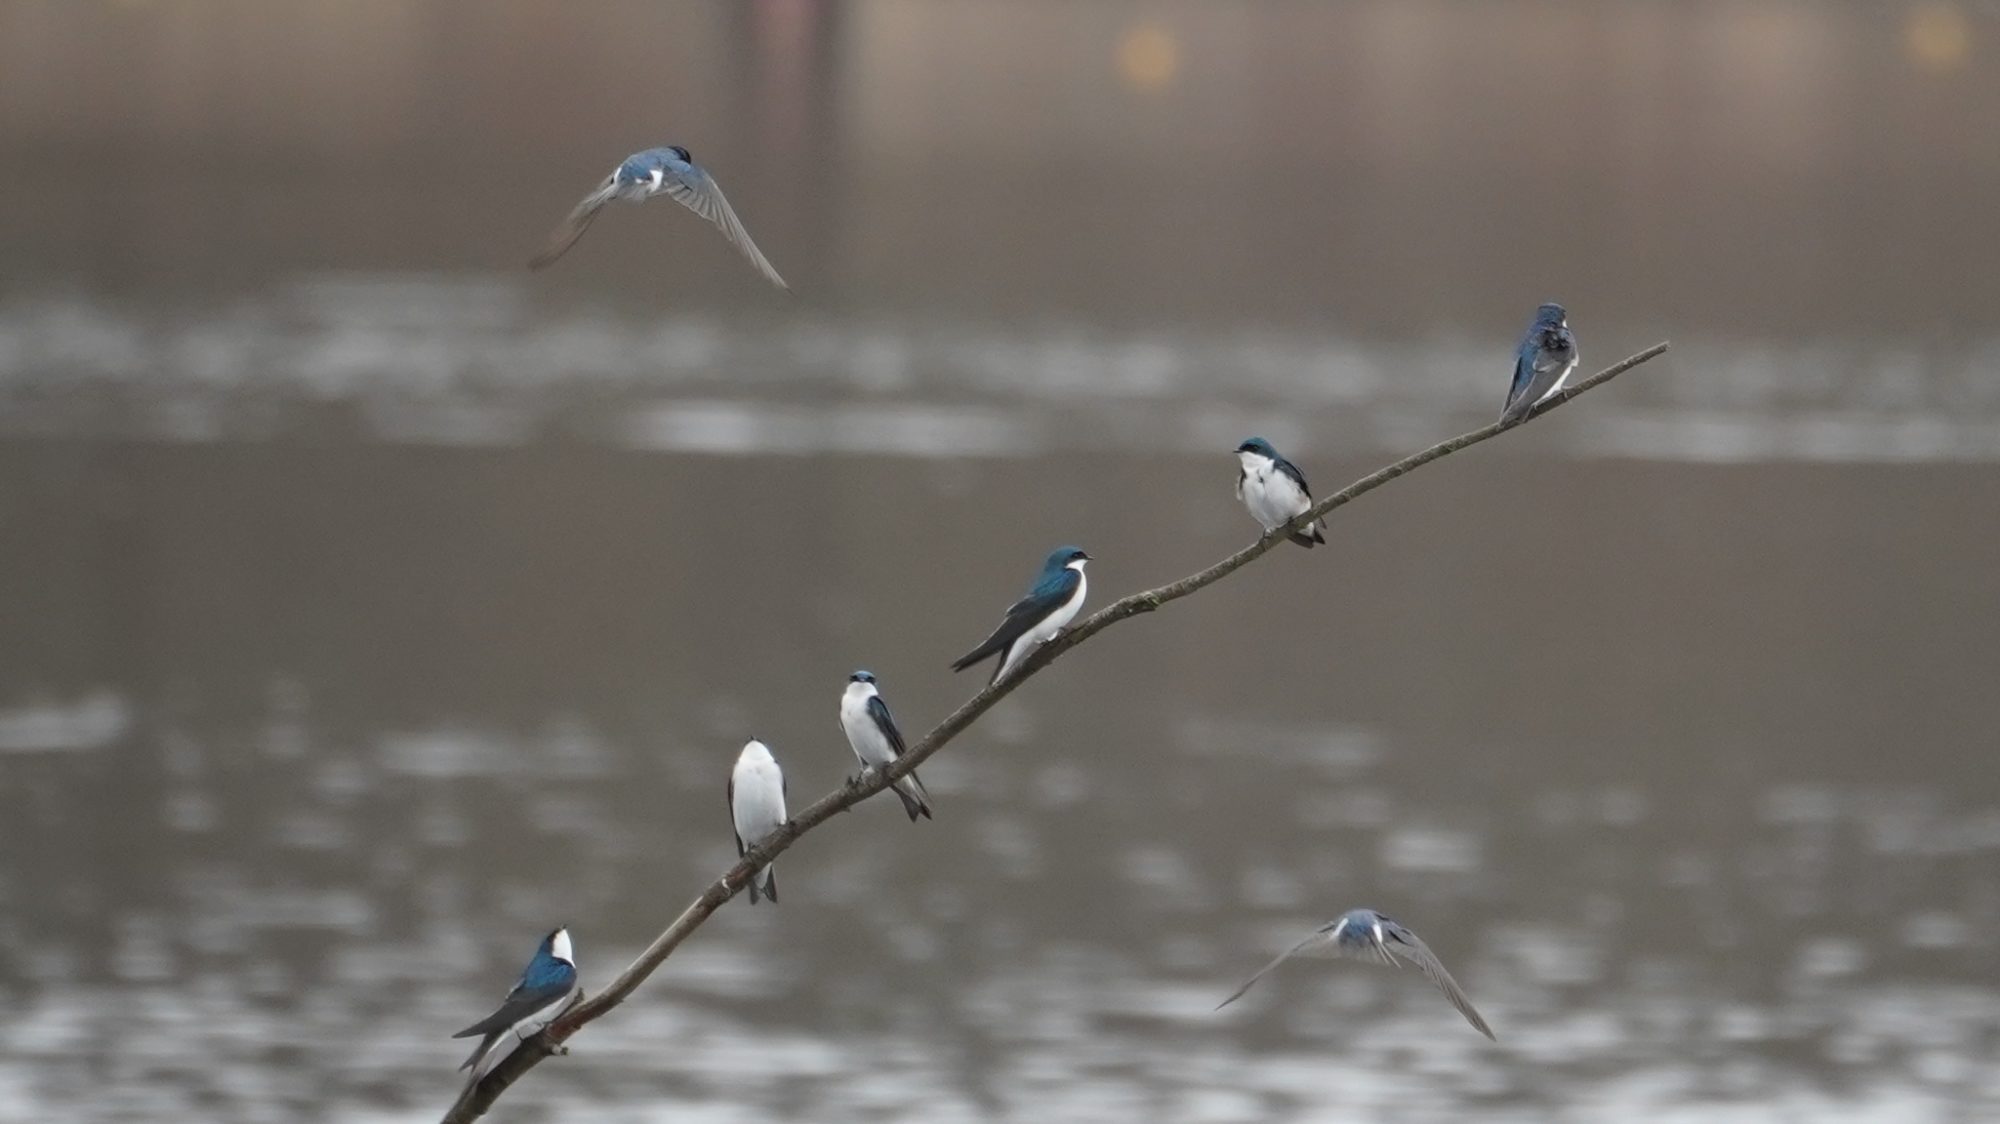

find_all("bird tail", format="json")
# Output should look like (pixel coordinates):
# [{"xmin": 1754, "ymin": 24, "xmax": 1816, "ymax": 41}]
[
  {"xmin": 990, "ymin": 633, "xmax": 1052, "ymax": 686},
  {"xmin": 461, "ymin": 1031, "xmax": 521, "ymax": 1093},
  {"xmin": 1288, "ymin": 525, "xmax": 1324, "ymax": 549},
  {"xmin": 746, "ymin": 864, "xmax": 776, "ymax": 904},
  {"xmin": 1500, "ymin": 382, "xmax": 1544, "ymax": 427},
  {"xmin": 456, "ymin": 1031, "xmax": 500, "ymax": 1072},
  {"xmin": 950, "ymin": 639, "xmax": 1000, "ymax": 675},
  {"xmin": 892, "ymin": 775, "xmax": 933, "ymax": 821}
]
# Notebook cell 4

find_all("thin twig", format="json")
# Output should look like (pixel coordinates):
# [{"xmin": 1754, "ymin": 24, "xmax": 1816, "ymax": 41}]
[{"xmin": 440, "ymin": 340, "xmax": 1669, "ymax": 1123}]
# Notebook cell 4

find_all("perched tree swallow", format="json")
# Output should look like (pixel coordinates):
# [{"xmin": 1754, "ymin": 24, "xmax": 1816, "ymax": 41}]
[
  {"xmin": 840, "ymin": 670, "xmax": 933, "ymax": 821},
  {"xmin": 950, "ymin": 546, "xmax": 1091, "ymax": 687},
  {"xmin": 1217, "ymin": 908, "xmax": 1496, "ymax": 1040},
  {"xmin": 1234, "ymin": 437, "xmax": 1326, "ymax": 548},
  {"xmin": 452, "ymin": 926, "xmax": 583, "ymax": 1087},
  {"xmin": 728, "ymin": 739, "xmax": 788, "ymax": 903},
  {"xmin": 1499, "ymin": 302, "xmax": 1578, "ymax": 427},
  {"xmin": 529, "ymin": 145, "xmax": 789, "ymax": 289}
]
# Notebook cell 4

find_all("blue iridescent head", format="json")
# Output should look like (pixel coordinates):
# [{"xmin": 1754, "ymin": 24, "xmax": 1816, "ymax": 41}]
[
  {"xmin": 848, "ymin": 670, "xmax": 876, "ymax": 684},
  {"xmin": 1044, "ymin": 546, "xmax": 1090, "ymax": 571},
  {"xmin": 1236, "ymin": 437, "xmax": 1280, "ymax": 458},
  {"xmin": 1532, "ymin": 303, "xmax": 1567, "ymax": 329}
]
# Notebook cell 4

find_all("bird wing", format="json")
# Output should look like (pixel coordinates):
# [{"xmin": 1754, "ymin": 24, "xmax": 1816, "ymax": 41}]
[
  {"xmin": 662, "ymin": 166, "xmax": 790, "ymax": 290},
  {"xmin": 1272, "ymin": 455, "xmax": 1314, "ymax": 500},
  {"xmin": 869, "ymin": 693, "xmax": 931, "ymax": 808},
  {"xmin": 1234, "ymin": 465, "xmax": 1246, "ymax": 502},
  {"xmin": 452, "ymin": 975, "xmax": 576, "ymax": 1043},
  {"xmin": 897, "ymin": 768, "xmax": 931, "ymax": 808},
  {"xmin": 1385, "ymin": 924, "xmax": 1497, "ymax": 1040},
  {"xmin": 529, "ymin": 177, "xmax": 618, "ymax": 270},
  {"xmin": 866, "ymin": 694, "xmax": 908, "ymax": 759},
  {"xmin": 728, "ymin": 774, "xmax": 746, "ymax": 856},
  {"xmin": 1216, "ymin": 929, "xmax": 1330, "ymax": 1009},
  {"xmin": 951, "ymin": 571, "xmax": 1078, "ymax": 671},
  {"xmin": 1504, "ymin": 343, "xmax": 1541, "ymax": 411}
]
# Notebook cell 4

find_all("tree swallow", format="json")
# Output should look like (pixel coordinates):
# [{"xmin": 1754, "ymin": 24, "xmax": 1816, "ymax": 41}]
[
  {"xmin": 840, "ymin": 671, "xmax": 933, "ymax": 821},
  {"xmin": 950, "ymin": 546, "xmax": 1091, "ymax": 687},
  {"xmin": 728, "ymin": 739, "xmax": 788, "ymax": 903},
  {"xmin": 529, "ymin": 145, "xmax": 789, "ymax": 289},
  {"xmin": 1234, "ymin": 437, "xmax": 1326, "ymax": 548},
  {"xmin": 452, "ymin": 926, "xmax": 583, "ymax": 1086},
  {"xmin": 1499, "ymin": 302, "xmax": 1578, "ymax": 426},
  {"xmin": 1217, "ymin": 908, "xmax": 1495, "ymax": 1040}
]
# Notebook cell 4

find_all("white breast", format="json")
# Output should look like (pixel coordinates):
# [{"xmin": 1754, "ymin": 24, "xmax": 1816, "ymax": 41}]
[
  {"xmin": 995, "ymin": 565, "xmax": 1089, "ymax": 682},
  {"xmin": 1040, "ymin": 567, "xmax": 1088, "ymax": 638},
  {"xmin": 1241, "ymin": 463, "xmax": 1308, "ymax": 531},
  {"xmin": 840, "ymin": 687, "xmax": 895, "ymax": 768},
  {"xmin": 731, "ymin": 745, "xmax": 787, "ymax": 842}
]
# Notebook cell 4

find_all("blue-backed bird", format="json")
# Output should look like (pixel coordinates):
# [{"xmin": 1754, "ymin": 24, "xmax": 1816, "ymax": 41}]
[
  {"xmin": 529, "ymin": 145, "xmax": 788, "ymax": 289},
  {"xmin": 1499, "ymin": 302, "xmax": 1578, "ymax": 426},
  {"xmin": 451, "ymin": 927, "xmax": 582, "ymax": 1086},
  {"xmin": 950, "ymin": 546, "xmax": 1091, "ymax": 687},
  {"xmin": 1217, "ymin": 908, "xmax": 1495, "ymax": 1040},
  {"xmin": 1235, "ymin": 437, "xmax": 1326, "ymax": 548}
]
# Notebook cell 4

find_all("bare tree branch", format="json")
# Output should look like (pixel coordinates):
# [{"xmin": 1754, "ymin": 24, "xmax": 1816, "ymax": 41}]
[{"xmin": 440, "ymin": 339, "xmax": 1670, "ymax": 1123}]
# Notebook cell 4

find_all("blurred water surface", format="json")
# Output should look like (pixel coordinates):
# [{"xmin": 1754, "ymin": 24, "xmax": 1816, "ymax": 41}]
[{"xmin": 4, "ymin": 2, "xmax": 2000, "ymax": 1122}]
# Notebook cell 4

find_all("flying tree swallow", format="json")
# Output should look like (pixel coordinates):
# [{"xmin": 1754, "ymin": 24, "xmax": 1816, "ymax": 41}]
[
  {"xmin": 950, "ymin": 546, "xmax": 1091, "ymax": 687},
  {"xmin": 1217, "ymin": 908, "xmax": 1496, "ymax": 1040},
  {"xmin": 729, "ymin": 739, "xmax": 788, "ymax": 903},
  {"xmin": 529, "ymin": 145, "xmax": 789, "ymax": 289},
  {"xmin": 1235, "ymin": 437, "xmax": 1326, "ymax": 548},
  {"xmin": 452, "ymin": 926, "xmax": 583, "ymax": 1086},
  {"xmin": 841, "ymin": 671, "xmax": 933, "ymax": 821},
  {"xmin": 1499, "ymin": 302, "xmax": 1578, "ymax": 426}
]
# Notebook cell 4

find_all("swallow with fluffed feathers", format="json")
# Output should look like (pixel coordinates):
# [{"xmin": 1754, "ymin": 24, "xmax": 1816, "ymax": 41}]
[
  {"xmin": 1499, "ymin": 302, "xmax": 1578, "ymax": 426},
  {"xmin": 729, "ymin": 739, "xmax": 788, "ymax": 903},
  {"xmin": 1235, "ymin": 437, "xmax": 1326, "ymax": 548}
]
